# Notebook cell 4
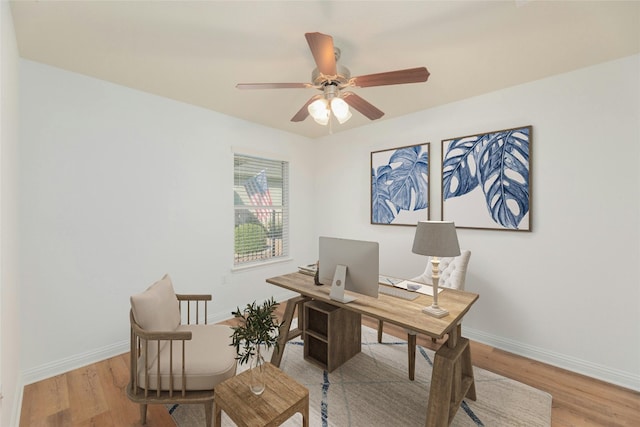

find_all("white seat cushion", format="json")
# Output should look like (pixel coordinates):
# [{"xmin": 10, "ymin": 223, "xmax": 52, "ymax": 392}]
[{"xmin": 136, "ymin": 324, "xmax": 238, "ymax": 391}]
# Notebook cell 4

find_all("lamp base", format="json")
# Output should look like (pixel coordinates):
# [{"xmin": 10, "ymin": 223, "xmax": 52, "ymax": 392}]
[{"xmin": 422, "ymin": 305, "xmax": 449, "ymax": 318}]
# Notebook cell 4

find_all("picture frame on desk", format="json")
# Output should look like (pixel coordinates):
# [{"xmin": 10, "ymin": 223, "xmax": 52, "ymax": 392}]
[
  {"xmin": 441, "ymin": 125, "xmax": 532, "ymax": 231},
  {"xmin": 371, "ymin": 143, "xmax": 430, "ymax": 226}
]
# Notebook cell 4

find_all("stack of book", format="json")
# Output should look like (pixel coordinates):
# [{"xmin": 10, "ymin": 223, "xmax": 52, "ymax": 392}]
[{"xmin": 298, "ymin": 263, "xmax": 318, "ymax": 276}]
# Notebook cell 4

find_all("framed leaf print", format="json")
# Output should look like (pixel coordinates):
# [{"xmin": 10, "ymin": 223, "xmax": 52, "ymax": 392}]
[
  {"xmin": 442, "ymin": 126, "xmax": 532, "ymax": 231},
  {"xmin": 371, "ymin": 143, "xmax": 430, "ymax": 226}
]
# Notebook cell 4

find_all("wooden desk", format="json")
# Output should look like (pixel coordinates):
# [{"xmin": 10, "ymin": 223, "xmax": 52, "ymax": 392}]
[{"xmin": 266, "ymin": 272, "xmax": 479, "ymax": 427}]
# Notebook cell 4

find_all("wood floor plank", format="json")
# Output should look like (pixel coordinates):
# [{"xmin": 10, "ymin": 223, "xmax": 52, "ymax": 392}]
[
  {"xmin": 94, "ymin": 354, "xmax": 140, "ymax": 426},
  {"xmin": 65, "ymin": 364, "xmax": 109, "ymax": 425},
  {"xmin": 20, "ymin": 374, "xmax": 70, "ymax": 426},
  {"xmin": 72, "ymin": 410, "xmax": 116, "ymax": 427},
  {"xmin": 41, "ymin": 408, "xmax": 73, "ymax": 427}
]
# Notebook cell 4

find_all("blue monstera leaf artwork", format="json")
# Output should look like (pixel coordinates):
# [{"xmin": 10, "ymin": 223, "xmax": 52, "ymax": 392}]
[
  {"xmin": 371, "ymin": 144, "xmax": 429, "ymax": 225},
  {"xmin": 443, "ymin": 126, "xmax": 530, "ymax": 230}
]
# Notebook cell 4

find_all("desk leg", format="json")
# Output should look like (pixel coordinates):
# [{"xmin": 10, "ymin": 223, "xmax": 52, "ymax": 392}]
[
  {"xmin": 425, "ymin": 326, "xmax": 476, "ymax": 427},
  {"xmin": 271, "ymin": 295, "xmax": 310, "ymax": 367},
  {"xmin": 408, "ymin": 333, "xmax": 416, "ymax": 381}
]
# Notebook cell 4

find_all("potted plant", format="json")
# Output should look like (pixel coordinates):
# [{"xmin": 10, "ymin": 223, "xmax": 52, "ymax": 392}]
[{"xmin": 230, "ymin": 297, "xmax": 283, "ymax": 395}]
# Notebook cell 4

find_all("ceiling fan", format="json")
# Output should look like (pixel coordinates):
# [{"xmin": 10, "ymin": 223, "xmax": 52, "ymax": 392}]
[{"xmin": 236, "ymin": 32, "xmax": 430, "ymax": 125}]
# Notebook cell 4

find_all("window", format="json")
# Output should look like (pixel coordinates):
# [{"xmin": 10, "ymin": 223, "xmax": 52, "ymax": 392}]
[{"xmin": 234, "ymin": 153, "xmax": 289, "ymax": 266}]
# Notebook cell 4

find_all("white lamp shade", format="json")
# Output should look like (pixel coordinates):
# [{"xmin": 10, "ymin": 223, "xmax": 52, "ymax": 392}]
[
  {"xmin": 335, "ymin": 109, "xmax": 352, "ymax": 124},
  {"xmin": 330, "ymin": 97, "xmax": 350, "ymax": 121},
  {"xmin": 313, "ymin": 114, "xmax": 330, "ymax": 125},
  {"xmin": 412, "ymin": 221, "xmax": 460, "ymax": 257},
  {"xmin": 308, "ymin": 98, "xmax": 329, "ymax": 121}
]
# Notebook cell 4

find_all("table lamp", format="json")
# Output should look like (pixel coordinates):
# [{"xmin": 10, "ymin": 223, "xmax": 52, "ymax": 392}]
[{"xmin": 412, "ymin": 221, "xmax": 460, "ymax": 318}]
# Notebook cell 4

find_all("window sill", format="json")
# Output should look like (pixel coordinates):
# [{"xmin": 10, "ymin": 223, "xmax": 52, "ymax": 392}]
[{"xmin": 232, "ymin": 257, "xmax": 294, "ymax": 272}]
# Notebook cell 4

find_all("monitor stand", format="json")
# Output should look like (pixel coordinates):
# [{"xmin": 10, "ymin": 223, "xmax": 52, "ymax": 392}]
[{"xmin": 329, "ymin": 264, "xmax": 356, "ymax": 303}]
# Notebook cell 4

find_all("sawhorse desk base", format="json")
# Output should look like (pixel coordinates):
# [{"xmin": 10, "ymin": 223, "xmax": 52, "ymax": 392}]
[{"xmin": 427, "ymin": 325, "xmax": 476, "ymax": 426}]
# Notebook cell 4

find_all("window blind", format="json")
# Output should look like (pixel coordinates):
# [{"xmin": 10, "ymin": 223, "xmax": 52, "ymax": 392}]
[{"xmin": 233, "ymin": 154, "xmax": 289, "ymax": 266}]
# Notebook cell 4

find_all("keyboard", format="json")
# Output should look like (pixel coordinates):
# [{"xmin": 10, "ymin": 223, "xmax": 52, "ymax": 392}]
[{"xmin": 378, "ymin": 285, "xmax": 420, "ymax": 300}]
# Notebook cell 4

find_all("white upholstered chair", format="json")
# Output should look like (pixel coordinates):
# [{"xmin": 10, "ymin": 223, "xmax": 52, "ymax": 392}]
[
  {"xmin": 127, "ymin": 274, "xmax": 237, "ymax": 426},
  {"xmin": 377, "ymin": 250, "xmax": 471, "ymax": 380},
  {"xmin": 409, "ymin": 249, "xmax": 471, "ymax": 292}
]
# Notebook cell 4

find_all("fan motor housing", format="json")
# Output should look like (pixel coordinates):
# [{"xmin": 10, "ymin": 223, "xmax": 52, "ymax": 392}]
[
  {"xmin": 311, "ymin": 47, "xmax": 351, "ymax": 88},
  {"xmin": 311, "ymin": 64, "xmax": 351, "ymax": 88}
]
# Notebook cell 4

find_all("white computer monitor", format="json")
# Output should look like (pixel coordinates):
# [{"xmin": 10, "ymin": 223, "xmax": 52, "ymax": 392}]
[{"xmin": 318, "ymin": 236, "xmax": 379, "ymax": 303}]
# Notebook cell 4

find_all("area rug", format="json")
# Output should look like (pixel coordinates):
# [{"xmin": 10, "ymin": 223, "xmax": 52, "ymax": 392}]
[{"xmin": 168, "ymin": 326, "xmax": 551, "ymax": 426}]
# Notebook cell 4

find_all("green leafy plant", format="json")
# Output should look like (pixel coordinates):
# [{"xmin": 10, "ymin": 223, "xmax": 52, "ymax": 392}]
[
  {"xmin": 230, "ymin": 298, "xmax": 283, "ymax": 365},
  {"xmin": 234, "ymin": 223, "xmax": 267, "ymax": 254},
  {"xmin": 267, "ymin": 219, "xmax": 283, "ymax": 240}
]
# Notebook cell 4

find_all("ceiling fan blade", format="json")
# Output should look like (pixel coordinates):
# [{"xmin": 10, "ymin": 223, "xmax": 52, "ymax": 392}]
[
  {"xmin": 305, "ymin": 32, "xmax": 337, "ymax": 76},
  {"xmin": 351, "ymin": 67, "xmax": 430, "ymax": 88},
  {"xmin": 342, "ymin": 92, "xmax": 384, "ymax": 120},
  {"xmin": 291, "ymin": 95, "xmax": 322, "ymax": 122},
  {"xmin": 236, "ymin": 83, "xmax": 311, "ymax": 90}
]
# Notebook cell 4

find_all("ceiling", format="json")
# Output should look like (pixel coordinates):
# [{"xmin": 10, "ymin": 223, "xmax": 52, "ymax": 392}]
[{"xmin": 10, "ymin": 0, "xmax": 640, "ymax": 139}]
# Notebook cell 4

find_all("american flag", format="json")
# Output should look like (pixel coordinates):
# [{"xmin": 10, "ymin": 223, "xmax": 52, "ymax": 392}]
[{"xmin": 244, "ymin": 170, "xmax": 273, "ymax": 222}]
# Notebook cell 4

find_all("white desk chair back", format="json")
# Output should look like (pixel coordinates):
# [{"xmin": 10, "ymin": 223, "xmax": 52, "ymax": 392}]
[{"xmin": 411, "ymin": 249, "xmax": 471, "ymax": 291}]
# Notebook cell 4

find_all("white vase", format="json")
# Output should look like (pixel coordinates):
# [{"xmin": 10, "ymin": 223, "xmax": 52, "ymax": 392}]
[{"xmin": 249, "ymin": 346, "xmax": 266, "ymax": 395}]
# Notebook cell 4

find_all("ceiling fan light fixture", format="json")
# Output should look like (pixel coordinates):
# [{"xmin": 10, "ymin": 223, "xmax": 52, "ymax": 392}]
[
  {"xmin": 238, "ymin": 32, "xmax": 430, "ymax": 127},
  {"xmin": 330, "ymin": 97, "xmax": 351, "ymax": 123},
  {"xmin": 335, "ymin": 108, "xmax": 352, "ymax": 124},
  {"xmin": 308, "ymin": 98, "xmax": 329, "ymax": 122},
  {"xmin": 313, "ymin": 115, "xmax": 330, "ymax": 126}
]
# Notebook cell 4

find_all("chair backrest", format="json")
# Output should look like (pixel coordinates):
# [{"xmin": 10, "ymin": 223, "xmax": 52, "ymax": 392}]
[{"xmin": 410, "ymin": 249, "xmax": 471, "ymax": 290}]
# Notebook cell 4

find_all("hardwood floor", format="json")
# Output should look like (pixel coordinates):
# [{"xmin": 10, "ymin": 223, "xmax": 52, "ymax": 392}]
[{"xmin": 20, "ymin": 309, "xmax": 640, "ymax": 427}]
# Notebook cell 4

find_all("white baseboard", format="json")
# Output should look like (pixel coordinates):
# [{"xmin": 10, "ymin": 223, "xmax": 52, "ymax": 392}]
[
  {"xmin": 463, "ymin": 326, "xmax": 640, "ymax": 392},
  {"xmin": 21, "ymin": 341, "xmax": 129, "ymax": 386}
]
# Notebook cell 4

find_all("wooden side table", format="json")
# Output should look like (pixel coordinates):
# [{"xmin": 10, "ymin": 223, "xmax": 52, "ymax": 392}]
[{"xmin": 214, "ymin": 362, "xmax": 309, "ymax": 427}]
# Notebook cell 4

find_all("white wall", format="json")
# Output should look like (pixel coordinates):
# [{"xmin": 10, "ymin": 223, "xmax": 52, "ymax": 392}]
[
  {"xmin": 312, "ymin": 54, "xmax": 640, "ymax": 390},
  {"xmin": 1, "ymin": 1, "xmax": 22, "ymax": 425},
  {"xmin": 19, "ymin": 60, "xmax": 314, "ymax": 384}
]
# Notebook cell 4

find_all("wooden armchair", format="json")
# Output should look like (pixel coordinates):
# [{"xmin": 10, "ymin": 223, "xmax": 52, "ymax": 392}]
[{"xmin": 127, "ymin": 274, "xmax": 237, "ymax": 426}]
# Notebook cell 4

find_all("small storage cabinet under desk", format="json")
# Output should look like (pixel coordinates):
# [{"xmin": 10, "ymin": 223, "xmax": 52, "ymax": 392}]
[{"xmin": 303, "ymin": 300, "xmax": 361, "ymax": 372}]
